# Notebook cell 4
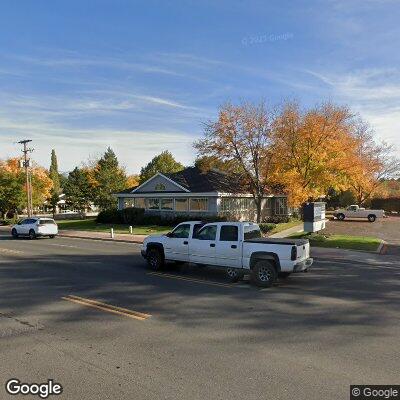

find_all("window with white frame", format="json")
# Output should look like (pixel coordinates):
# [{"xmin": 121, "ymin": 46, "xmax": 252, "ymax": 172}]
[
  {"xmin": 147, "ymin": 198, "xmax": 160, "ymax": 210},
  {"xmin": 220, "ymin": 197, "xmax": 256, "ymax": 212},
  {"xmin": 175, "ymin": 198, "xmax": 188, "ymax": 212},
  {"xmin": 161, "ymin": 198, "xmax": 173, "ymax": 210},
  {"xmin": 190, "ymin": 198, "xmax": 208, "ymax": 212},
  {"xmin": 134, "ymin": 198, "xmax": 146, "ymax": 208},
  {"xmin": 275, "ymin": 197, "xmax": 287, "ymax": 215}
]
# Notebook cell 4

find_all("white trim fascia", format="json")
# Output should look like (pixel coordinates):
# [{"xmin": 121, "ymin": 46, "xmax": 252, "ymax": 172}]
[
  {"xmin": 217, "ymin": 193, "xmax": 285, "ymax": 198},
  {"xmin": 131, "ymin": 172, "xmax": 190, "ymax": 194},
  {"xmin": 114, "ymin": 191, "xmax": 219, "ymax": 198}
]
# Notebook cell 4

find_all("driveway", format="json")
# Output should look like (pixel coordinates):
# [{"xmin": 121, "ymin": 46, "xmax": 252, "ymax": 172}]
[{"xmin": 324, "ymin": 216, "xmax": 400, "ymax": 255}]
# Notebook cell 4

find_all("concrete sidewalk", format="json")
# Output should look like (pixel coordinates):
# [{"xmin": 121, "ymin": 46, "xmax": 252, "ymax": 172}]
[{"xmin": 58, "ymin": 229, "xmax": 147, "ymax": 244}]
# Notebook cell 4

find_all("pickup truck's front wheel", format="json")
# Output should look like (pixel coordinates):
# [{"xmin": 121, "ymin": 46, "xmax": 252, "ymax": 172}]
[
  {"xmin": 147, "ymin": 248, "xmax": 164, "ymax": 271},
  {"xmin": 251, "ymin": 261, "xmax": 277, "ymax": 288}
]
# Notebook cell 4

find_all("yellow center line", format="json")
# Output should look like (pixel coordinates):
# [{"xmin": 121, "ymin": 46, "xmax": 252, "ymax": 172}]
[
  {"xmin": 147, "ymin": 272, "xmax": 250, "ymax": 289},
  {"xmin": 62, "ymin": 295, "xmax": 151, "ymax": 321}
]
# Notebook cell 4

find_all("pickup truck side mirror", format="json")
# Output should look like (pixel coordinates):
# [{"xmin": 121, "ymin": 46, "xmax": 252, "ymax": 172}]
[{"xmin": 166, "ymin": 232, "xmax": 172, "ymax": 238}]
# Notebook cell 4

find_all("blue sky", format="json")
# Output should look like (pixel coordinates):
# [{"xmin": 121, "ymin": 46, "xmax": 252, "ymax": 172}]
[{"xmin": 0, "ymin": 0, "xmax": 399, "ymax": 173}]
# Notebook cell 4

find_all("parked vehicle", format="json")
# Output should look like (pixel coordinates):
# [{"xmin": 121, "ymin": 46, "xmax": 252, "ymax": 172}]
[
  {"xmin": 334, "ymin": 205, "xmax": 385, "ymax": 222},
  {"xmin": 141, "ymin": 221, "xmax": 313, "ymax": 287},
  {"xmin": 11, "ymin": 217, "xmax": 58, "ymax": 239}
]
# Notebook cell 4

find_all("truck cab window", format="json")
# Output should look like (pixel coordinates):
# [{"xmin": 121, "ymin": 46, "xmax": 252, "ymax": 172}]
[
  {"xmin": 220, "ymin": 225, "xmax": 238, "ymax": 241},
  {"xmin": 170, "ymin": 224, "xmax": 190, "ymax": 238},
  {"xmin": 196, "ymin": 225, "xmax": 217, "ymax": 241}
]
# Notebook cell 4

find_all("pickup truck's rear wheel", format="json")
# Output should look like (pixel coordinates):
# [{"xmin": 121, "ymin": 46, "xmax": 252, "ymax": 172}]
[
  {"xmin": 28, "ymin": 229, "xmax": 36, "ymax": 240},
  {"xmin": 337, "ymin": 213, "xmax": 345, "ymax": 221},
  {"xmin": 368, "ymin": 214, "xmax": 376, "ymax": 222},
  {"xmin": 251, "ymin": 261, "xmax": 277, "ymax": 288},
  {"xmin": 147, "ymin": 248, "xmax": 164, "ymax": 271},
  {"xmin": 226, "ymin": 268, "xmax": 243, "ymax": 283}
]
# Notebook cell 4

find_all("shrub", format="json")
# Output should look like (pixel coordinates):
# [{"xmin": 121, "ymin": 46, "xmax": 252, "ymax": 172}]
[
  {"xmin": 371, "ymin": 197, "xmax": 400, "ymax": 213},
  {"xmin": 121, "ymin": 207, "xmax": 145, "ymax": 224},
  {"xmin": 259, "ymin": 223, "xmax": 276, "ymax": 234},
  {"xmin": 97, "ymin": 209, "xmax": 123, "ymax": 224},
  {"xmin": 264, "ymin": 215, "xmax": 290, "ymax": 224}
]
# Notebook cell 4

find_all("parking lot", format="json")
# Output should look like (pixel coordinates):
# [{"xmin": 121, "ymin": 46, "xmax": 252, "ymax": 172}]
[
  {"xmin": 0, "ymin": 232, "xmax": 399, "ymax": 400},
  {"xmin": 324, "ymin": 216, "xmax": 400, "ymax": 254}
]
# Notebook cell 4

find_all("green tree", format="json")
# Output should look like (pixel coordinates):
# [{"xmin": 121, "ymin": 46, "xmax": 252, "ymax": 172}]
[
  {"xmin": 0, "ymin": 169, "xmax": 25, "ymax": 218},
  {"xmin": 48, "ymin": 149, "xmax": 60, "ymax": 216},
  {"xmin": 63, "ymin": 167, "xmax": 93, "ymax": 212},
  {"xmin": 139, "ymin": 150, "xmax": 184, "ymax": 183},
  {"xmin": 93, "ymin": 147, "xmax": 127, "ymax": 210}
]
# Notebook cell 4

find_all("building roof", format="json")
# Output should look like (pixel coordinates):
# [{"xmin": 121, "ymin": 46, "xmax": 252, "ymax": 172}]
[
  {"xmin": 114, "ymin": 167, "xmax": 248, "ymax": 195},
  {"xmin": 164, "ymin": 167, "xmax": 247, "ymax": 193}
]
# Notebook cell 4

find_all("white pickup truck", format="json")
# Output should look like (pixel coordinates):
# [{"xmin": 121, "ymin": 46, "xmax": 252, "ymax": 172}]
[
  {"xmin": 141, "ymin": 221, "xmax": 313, "ymax": 287},
  {"xmin": 334, "ymin": 205, "xmax": 385, "ymax": 222}
]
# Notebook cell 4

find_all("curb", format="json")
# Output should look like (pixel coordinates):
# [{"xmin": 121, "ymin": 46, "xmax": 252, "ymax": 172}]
[{"xmin": 57, "ymin": 233, "xmax": 144, "ymax": 244}]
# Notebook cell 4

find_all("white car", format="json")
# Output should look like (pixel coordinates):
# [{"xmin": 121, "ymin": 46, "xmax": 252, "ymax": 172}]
[
  {"xmin": 11, "ymin": 217, "xmax": 58, "ymax": 239},
  {"xmin": 334, "ymin": 205, "xmax": 385, "ymax": 222},
  {"xmin": 141, "ymin": 221, "xmax": 313, "ymax": 288}
]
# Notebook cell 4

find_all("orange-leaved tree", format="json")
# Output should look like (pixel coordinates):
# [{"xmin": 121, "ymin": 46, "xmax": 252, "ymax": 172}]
[
  {"xmin": 195, "ymin": 102, "xmax": 278, "ymax": 222},
  {"xmin": 273, "ymin": 102, "xmax": 358, "ymax": 206},
  {"xmin": 347, "ymin": 122, "xmax": 400, "ymax": 204}
]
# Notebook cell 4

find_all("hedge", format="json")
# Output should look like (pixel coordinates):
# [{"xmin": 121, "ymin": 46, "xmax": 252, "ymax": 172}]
[
  {"xmin": 97, "ymin": 207, "xmax": 234, "ymax": 226},
  {"xmin": 371, "ymin": 197, "xmax": 400, "ymax": 213}
]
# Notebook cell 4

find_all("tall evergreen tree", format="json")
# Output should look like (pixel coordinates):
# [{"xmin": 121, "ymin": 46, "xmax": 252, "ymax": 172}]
[
  {"xmin": 48, "ymin": 149, "xmax": 60, "ymax": 216},
  {"xmin": 93, "ymin": 147, "xmax": 127, "ymax": 210},
  {"xmin": 139, "ymin": 150, "xmax": 184, "ymax": 183},
  {"xmin": 63, "ymin": 167, "xmax": 93, "ymax": 212}
]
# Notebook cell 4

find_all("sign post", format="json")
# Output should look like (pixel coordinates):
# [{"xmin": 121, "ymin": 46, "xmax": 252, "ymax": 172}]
[{"xmin": 303, "ymin": 202, "xmax": 327, "ymax": 233}]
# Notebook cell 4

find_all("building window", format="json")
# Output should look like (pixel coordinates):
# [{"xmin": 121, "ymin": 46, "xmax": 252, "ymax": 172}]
[
  {"xmin": 220, "ymin": 197, "xmax": 256, "ymax": 212},
  {"xmin": 161, "ymin": 198, "xmax": 173, "ymax": 210},
  {"xmin": 123, "ymin": 198, "xmax": 135, "ymax": 208},
  {"xmin": 147, "ymin": 198, "xmax": 160, "ymax": 210},
  {"xmin": 134, "ymin": 198, "xmax": 146, "ymax": 208},
  {"xmin": 275, "ymin": 197, "xmax": 287, "ymax": 215},
  {"xmin": 155, "ymin": 183, "xmax": 166, "ymax": 191},
  {"xmin": 175, "ymin": 198, "xmax": 188, "ymax": 212},
  {"xmin": 190, "ymin": 198, "xmax": 208, "ymax": 212}
]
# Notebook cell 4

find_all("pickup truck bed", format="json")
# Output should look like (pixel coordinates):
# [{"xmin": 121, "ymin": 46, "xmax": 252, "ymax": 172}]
[{"xmin": 245, "ymin": 238, "xmax": 309, "ymax": 246}]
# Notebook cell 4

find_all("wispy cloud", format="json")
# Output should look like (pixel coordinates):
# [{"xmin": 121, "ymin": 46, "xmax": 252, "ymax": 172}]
[{"xmin": 306, "ymin": 67, "xmax": 400, "ymax": 149}]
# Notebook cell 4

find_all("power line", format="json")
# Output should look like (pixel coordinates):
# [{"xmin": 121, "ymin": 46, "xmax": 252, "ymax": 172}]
[{"xmin": 17, "ymin": 139, "xmax": 34, "ymax": 217}]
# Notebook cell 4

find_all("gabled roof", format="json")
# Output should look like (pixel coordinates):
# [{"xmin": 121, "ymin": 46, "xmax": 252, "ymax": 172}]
[
  {"xmin": 114, "ymin": 167, "xmax": 248, "ymax": 195},
  {"xmin": 164, "ymin": 167, "xmax": 247, "ymax": 193}
]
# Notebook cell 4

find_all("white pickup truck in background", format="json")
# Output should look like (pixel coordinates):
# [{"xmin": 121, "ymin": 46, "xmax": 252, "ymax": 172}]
[
  {"xmin": 141, "ymin": 221, "xmax": 313, "ymax": 287},
  {"xmin": 334, "ymin": 205, "xmax": 385, "ymax": 222}
]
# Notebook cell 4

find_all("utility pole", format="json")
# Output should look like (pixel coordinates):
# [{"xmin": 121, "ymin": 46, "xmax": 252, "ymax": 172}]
[{"xmin": 18, "ymin": 139, "xmax": 34, "ymax": 217}]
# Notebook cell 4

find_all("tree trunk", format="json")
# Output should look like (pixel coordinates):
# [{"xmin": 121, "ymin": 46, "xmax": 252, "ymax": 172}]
[{"xmin": 255, "ymin": 197, "xmax": 262, "ymax": 223}]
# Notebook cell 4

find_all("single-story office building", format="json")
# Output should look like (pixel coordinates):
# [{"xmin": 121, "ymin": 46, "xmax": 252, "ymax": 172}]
[{"xmin": 114, "ymin": 167, "xmax": 289, "ymax": 221}]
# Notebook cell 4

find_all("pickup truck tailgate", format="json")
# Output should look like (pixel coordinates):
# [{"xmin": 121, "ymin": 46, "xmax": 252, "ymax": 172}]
[{"xmin": 295, "ymin": 241, "xmax": 310, "ymax": 261}]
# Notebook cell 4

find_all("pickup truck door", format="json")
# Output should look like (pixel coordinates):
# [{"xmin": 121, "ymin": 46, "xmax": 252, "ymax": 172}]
[
  {"xmin": 189, "ymin": 225, "xmax": 217, "ymax": 265},
  {"xmin": 215, "ymin": 225, "xmax": 241, "ymax": 268},
  {"xmin": 163, "ymin": 223, "xmax": 190, "ymax": 262}
]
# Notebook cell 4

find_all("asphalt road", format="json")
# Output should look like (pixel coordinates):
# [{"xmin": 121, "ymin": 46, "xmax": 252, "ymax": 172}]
[{"xmin": 0, "ymin": 233, "xmax": 399, "ymax": 400}]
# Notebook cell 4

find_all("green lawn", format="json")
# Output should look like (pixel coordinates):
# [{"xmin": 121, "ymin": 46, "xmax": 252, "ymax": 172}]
[
  {"xmin": 289, "ymin": 232, "xmax": 381, "ymax": 252},
  {"xmin": 268, "ymin": 219, "xmax": 302, "ymax": 235},
  {"xmin": 56, "ymin": 218, "xmax": 172, "ymax": 235}
]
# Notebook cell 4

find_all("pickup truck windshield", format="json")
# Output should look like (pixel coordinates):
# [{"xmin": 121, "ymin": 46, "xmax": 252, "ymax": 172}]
[{"xmin": 244, "ymin": 225, "xmax": 262, "ymax": 240}]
